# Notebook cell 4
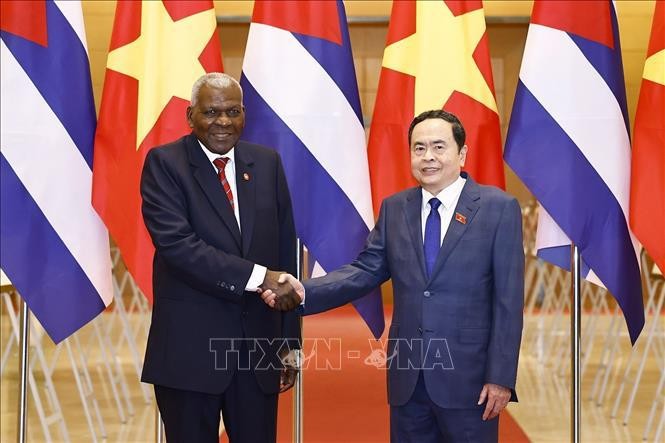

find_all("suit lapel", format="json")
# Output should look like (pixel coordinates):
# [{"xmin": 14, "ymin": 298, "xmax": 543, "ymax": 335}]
[
  {"xmin": 404, "ymin": 187, "xmax": 427, "ymax": 280},
  {"xmin": 429, "ymin": 176, "xmax": 480, "ymax": 278},
  {"xmin": 234, "ymin": 143, "xmax": 256, "ymax": 257},
  {"xmin": 187, "ymin": 135, "xmax": 242, "ymax": 249}
]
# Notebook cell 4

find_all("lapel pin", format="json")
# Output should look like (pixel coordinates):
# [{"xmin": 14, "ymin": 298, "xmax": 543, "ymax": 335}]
[
  {"xmin": 455, "ymin": 212, "xmax": 467, "ymax": 224},
  {"xmin": 243, "ymin": 172, "xmax": 250, "ymax": 181}
]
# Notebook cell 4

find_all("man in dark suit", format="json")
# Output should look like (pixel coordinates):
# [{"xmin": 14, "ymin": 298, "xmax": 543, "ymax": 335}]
[
  {"xmin": 140, "ymin": 73, "xmax": 303, "ymax": 443},
  {"xmin": 265, "ymin": 110, "xmax": 524, "ymax": 442}
]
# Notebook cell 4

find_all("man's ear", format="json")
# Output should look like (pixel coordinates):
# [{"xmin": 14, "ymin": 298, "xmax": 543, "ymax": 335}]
[
  {"xmin": 459, "ymin": 145, "xmax": 468, "ymax": 166},
  {"xmin": 186, "ymin": 107, "xmax": 193, "ymax": 128}
]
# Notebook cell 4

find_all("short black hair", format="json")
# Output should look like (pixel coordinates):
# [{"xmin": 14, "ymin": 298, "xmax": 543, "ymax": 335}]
[{"xmin": 408, "ymin": 110, "xmax": 466, "ymax": 152}]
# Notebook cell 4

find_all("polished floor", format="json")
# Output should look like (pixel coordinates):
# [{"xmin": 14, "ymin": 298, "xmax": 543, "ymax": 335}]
[{"xmin": 1, "ymin": 305, "xmax": 663, "ymax": 442}]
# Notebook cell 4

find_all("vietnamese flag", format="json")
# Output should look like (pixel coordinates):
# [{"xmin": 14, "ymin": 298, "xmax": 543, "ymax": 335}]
[
  {"xmin": 630, "ymin": 0, "xmax": 665, "ymax": 273},
  {"xmin": 367, "ymin": 0, "xmax": 504, "ymax": 215},
  {"xmin": 92, "ymin": 1, "xmax": 223, "ymax": 300}
]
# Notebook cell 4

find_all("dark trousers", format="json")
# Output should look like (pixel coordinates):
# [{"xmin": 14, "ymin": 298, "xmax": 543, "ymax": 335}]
[
  {"xmin": 390, "ymin": 372, "xmax": 499, "ymax": 443},
  {"xmin": 155, "ymin": 366, "xmax": 278, "ymax": 442}
]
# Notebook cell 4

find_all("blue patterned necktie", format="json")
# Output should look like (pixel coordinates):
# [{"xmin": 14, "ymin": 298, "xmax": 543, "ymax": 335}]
[{"xmin": 424, "ymin": 198, "xmax": 441, "ymax": 277}]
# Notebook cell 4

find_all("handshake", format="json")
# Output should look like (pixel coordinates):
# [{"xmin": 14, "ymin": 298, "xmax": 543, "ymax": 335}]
[{"xmin": 259, "ymin": 270, "xmax": 304, "ymax": 311}]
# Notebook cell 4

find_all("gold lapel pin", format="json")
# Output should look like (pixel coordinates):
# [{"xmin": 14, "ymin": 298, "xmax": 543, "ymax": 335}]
[{"xmin": 243, "ymin": 172, "xmax": 250, "ymax": 181}]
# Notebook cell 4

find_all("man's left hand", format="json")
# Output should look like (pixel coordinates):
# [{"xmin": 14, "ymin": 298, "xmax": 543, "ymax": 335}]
[
  {"xmin": 477, "ymin": 383, "xmax": 511, "ymax": 420},
  {"xmin": 279, "ymin": 350, "xmax": 300, "ymax": 393}
]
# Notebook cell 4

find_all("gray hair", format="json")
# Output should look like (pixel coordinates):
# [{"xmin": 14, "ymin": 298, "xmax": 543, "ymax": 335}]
[{"xmin": 190, "ymin": 73, "xmax": 243, "ymax": 107}]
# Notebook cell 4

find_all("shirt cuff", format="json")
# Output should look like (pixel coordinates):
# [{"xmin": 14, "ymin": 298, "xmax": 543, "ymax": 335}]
[{"xmin": 245, "ymin": 264, "xmax": 267, "ymax": 292}]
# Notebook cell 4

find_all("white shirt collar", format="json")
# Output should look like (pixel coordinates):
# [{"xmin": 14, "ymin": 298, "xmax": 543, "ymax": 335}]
[
  {"xmin": 421, "ymin": 175, "xmax": 466, "ymax": 211},
  {"xmin": 197, "ymin": 139, "xmax": 236, "ymax": 171}
]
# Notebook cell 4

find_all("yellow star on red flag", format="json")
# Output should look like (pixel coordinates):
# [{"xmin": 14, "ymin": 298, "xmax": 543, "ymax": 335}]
[
  {"xmin": 382, "ymin": 1, "xmax": 497, "ymax": 114},
  {"xmin": 106, "ymin": 0, "xmax": 215, "ymax": 149},
  {"xmin": 367, "ymin": 0, "xmax": 505, "ymax": 216}
]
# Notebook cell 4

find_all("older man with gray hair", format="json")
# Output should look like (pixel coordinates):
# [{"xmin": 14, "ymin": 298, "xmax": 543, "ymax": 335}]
[{"xmin": 140, "ymin": 72, "xmax": 302, "ymax": 442}]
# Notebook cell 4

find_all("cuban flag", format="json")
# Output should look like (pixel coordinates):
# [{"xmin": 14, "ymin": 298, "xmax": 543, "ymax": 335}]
[
  {"xmin": 504, "ymin": 0, "xmax": 644, "ymax": 344},
  {"xmin": 1, "ymin": 0, "xmax": 113, "ymax": 343},
  {"xmin": 241, "ymin": 0, "xmax": 384, "ymax": 338}
]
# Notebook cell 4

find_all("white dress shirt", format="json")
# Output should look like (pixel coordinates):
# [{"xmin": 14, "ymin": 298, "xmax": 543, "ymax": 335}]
[
  {"xmin": 420, "ymin": 175, "xmax": 467, "ymax": 246},
  {"xmin": 198, "ymin": 140, "xmax": 267, "ymax": 291}
]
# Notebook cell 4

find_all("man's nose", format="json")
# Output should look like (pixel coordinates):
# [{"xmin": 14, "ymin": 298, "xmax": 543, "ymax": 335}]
[
  {"xmin": 215, "ymin": 112, "xmax": 232, "ymax": 125},
  {"xmin": 423, "ymin": 146, "xmax": 435, "ymax": 160}
]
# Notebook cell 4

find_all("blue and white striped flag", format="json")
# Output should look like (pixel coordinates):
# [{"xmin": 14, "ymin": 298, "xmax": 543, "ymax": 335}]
[
  {"xmin": 240, "ymin": 0, "xmax": 384, "ymax": 338},
  {"xmin": 1, "ymin": 0, "xmax": 113, "ymax": 343},
  {"xmin": 504, "ymin": 0, "xmax": 644, "ymax": 343}
]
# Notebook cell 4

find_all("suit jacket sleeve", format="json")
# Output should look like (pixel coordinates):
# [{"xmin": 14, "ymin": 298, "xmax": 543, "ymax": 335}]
[
  {"xmin": 274, "ymin": 153, "xmax": 301, "ymax": 347},
  {"xmin": 140, "ymin": 148, "xmax": 255, "ymax": 302},
  {"xmin": 302, "ymin": 201, "xmax": 391, "ymax": 315},
  {"xmin": 485, "ymin": 197, "xmax": 524, "ymax": 392}
]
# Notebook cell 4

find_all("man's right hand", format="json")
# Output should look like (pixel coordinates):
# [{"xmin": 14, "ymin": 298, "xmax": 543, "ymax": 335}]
[{"xmin": 260, "ymin": 271, "xmax": 302, "ymax": 311}]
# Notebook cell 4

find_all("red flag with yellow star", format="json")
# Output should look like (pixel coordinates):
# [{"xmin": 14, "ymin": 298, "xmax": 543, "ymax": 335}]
[
  {"xmin": 92, "ymin": 0, "xmax": 223, "ymax": 300},
  {"xmin": 630, "ymin": 0, "xmax": 665, "ymax": 273},
  {"xmin": 367, "ymin": 0, "xmax": 504, "ymax": 214}
]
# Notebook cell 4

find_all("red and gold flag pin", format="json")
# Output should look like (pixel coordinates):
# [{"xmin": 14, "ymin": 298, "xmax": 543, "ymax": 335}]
[
  {"xmin": 243, "ymin": 172, "xmax": 250, "ymax": 181},
  {"xmin": 455, "ymin": 212, "xmax": 467, "ymax": 224}
]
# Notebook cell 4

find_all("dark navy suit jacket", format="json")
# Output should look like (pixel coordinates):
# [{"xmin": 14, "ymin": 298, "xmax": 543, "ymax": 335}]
[
  {"xmin": 140, "ymin": 133, "xmax": 299, "ymax": 395},
  {"xmin": 303, "ymin": 173, "xmax": 524, "ymax": 408}
]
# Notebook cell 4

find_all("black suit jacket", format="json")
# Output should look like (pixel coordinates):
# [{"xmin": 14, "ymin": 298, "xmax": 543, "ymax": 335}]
[{"xmin": 140, "ymin": 133, "xmax": 299, "ymax": 395}]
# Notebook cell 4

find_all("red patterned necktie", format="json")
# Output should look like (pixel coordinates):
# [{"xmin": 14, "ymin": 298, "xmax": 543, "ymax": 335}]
[{"xmin": 213, "ymin": 157, "xmax": 234, "ymax": 211}]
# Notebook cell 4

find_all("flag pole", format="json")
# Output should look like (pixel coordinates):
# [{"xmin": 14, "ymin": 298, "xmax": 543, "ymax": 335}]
[
  {"xmin": 293, "ymin": 238, "xmax": 304, "ymax": 443},
  {"xmin": 570, "ymin": 245, "xmax": 581, "ymax": 443},
  {"xmin": 17, "ymin": 298, "xmax": 30, "ymax": 443},
  {"xmin": 155, "ymin": 404, "xmax": 164, "ymax": 442}
]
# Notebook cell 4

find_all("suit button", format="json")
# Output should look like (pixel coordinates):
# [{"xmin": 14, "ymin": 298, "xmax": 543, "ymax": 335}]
[
  {"xmin": 423, "ymin": 291, "xmax": 431, "ymax": 297},
  {"xmin": 230, "ymin": 285, "xmax": 236, "ymax": 291}
]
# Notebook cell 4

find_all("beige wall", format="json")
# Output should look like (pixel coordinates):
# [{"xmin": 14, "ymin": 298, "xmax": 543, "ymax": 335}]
[
  {"xmin": 616, "ymin": 1, "xmax": 657, "ymax": 119},
  {"xmin": 81, "ymin": 1, "xmax": 115, "ymax": 109},
  {"xmin": 487, "ymin": 23, "xmax": 530, "ymax": 202},
  {"xmin": 212, "ymin": 1, "xmax": 534, "ymax": 17},
  {"xmin": 81, "ymin": 0, "xmax": 657, "ymax": 201}
]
